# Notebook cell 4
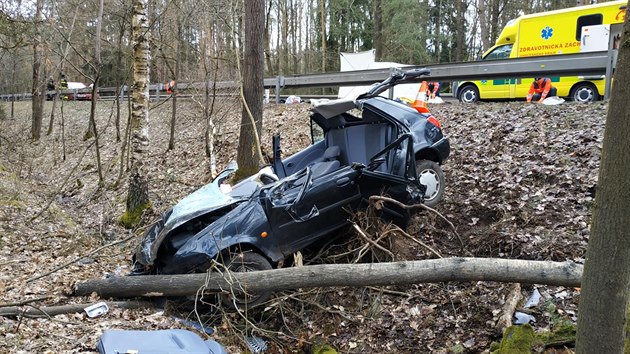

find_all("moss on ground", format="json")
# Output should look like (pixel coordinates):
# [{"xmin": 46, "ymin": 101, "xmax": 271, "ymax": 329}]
[
  {"xmin": 310, "ymin": 344, "xmax": 338, "ymax": 354},
  {"xmin": 120, "ymin": 201, "xmax": 151, "ymax": 229},
  {"xmin": 493, "ymin": 324, "xmax": 539, "ymax": 354},
  {"xmin": 492, "ymin": 323, "xmax": 578, "ymax": 353}
]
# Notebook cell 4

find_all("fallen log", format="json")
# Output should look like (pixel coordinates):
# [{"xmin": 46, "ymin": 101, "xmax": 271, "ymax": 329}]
[
  {"xmin": 73, "ymin": 257, "xmax": 583, "ymax": 299},
  {"xmin": 0, "ymin": 300, "xmax": 153, "ymax": 318}
]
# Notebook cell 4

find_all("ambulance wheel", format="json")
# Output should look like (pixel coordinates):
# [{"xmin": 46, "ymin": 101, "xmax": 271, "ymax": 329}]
[
  {"xmin": 571, "ymin": 83, "xmax": 599, "ymax": 103},
  {"xmin": 458, "ymin": 85, "xmax": 479, "ymax": 103}
]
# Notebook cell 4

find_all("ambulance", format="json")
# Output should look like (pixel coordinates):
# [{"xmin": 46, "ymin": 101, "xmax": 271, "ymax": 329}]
[{"xmin": 456, "ymin": 0, "xmax": 627, "ymax": 103}]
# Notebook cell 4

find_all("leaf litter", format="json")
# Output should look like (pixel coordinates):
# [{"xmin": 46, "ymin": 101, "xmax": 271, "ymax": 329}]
[{"xmin": 0, "ymin": 99, "xmax": 607, "ymax": 353}]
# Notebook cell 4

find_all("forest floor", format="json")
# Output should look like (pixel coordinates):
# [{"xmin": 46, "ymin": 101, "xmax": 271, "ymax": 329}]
[{"xmin": 0, "ymin": 96, "xmax": 607, "ymax": 353}]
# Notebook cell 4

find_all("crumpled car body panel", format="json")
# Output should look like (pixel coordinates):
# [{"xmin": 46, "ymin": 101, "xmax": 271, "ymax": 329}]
[{"xmin": 134, "ymin": 68, "xmax": 450, "ymax": 275}]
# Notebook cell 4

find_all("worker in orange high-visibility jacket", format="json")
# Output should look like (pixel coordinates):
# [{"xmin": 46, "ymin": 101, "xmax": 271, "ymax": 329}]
[
  {"xmin": 427, "ymin": 82, "xmax": 440, "ymax": 99},
  {"xmin": 166, "ymin": 80, "xmax": 175, "ymax": 94},
  {"xmin": 526, "ymin": 77, "xmax": 557, "ymax": 103}
]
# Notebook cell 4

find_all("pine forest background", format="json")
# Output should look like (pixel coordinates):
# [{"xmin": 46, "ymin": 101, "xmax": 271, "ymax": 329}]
[{"xmin": 0, "ymin": 0, "xmax": 602, "ymax": 95}]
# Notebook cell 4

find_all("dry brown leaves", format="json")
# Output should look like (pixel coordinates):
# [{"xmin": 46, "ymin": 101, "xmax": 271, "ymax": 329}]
[{"xmin": 0, "ymin": 98, "xmax": 604, "ymax": 352}]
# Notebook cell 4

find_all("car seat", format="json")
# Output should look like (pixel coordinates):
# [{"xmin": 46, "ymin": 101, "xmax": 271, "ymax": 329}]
[{"xmin": 310, "ymin": 145, "xmax": 341, "ymax": 178}]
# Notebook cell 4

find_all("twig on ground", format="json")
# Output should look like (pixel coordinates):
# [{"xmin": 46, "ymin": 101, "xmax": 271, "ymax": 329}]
[
  {"xmin": 352, "ymin": 222, "xmax": 394, "ymax": 259},
  {"xmin": 0, "ymin": 296, "xmax": 54, "ymax": 308},
  {"xmin": 25, "ymin": 233, "xmax": 135, "ymax": 283},
  {"xmin": 388, "ymin": 225, "xmax": 443, "ymax": 259},
  {"xmin": 366, "ymin": 286, "xmax": 416, "ymax": 298},
  {"xmin": 0, "ymin": 259, "xmax": 28, "ymax": 267}
]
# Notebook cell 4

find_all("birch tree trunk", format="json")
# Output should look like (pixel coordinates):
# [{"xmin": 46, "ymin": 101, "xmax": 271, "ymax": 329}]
[
  {"xmin": 576, "ymin": 12, "xmax": 630, "ymax": 354},
  {"xmin": 122, "ymin": 0, "xmax": 151, "ymax": 228}
]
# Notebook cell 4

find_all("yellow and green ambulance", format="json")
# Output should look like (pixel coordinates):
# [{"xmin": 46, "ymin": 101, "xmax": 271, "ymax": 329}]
[{"xmin": 456, "ymin": 0, "xmax": 627, "ymax": 103}]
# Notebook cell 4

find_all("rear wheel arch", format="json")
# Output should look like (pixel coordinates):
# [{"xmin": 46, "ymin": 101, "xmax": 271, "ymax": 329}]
[
  {"xmin": 219, "ymin": 242, "xmax": 277, "ymax": 266},
  {"xmin": 415, "ymin": 148, "xmax": 441, "ymax": 165}
]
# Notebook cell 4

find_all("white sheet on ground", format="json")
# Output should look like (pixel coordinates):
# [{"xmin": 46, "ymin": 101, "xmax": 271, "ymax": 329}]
[{"xmin": 541, "ymin": 96, "xmax": 565, "ymax": 105}]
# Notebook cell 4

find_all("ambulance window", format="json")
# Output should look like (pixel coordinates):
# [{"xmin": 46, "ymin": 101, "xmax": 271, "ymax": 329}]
[
  {"xmin": 483, "ymin": 44, "xmax": 513, "ymax": 60},
  {"xmin": 576, "ymin": 14, "xmax": 603, "ymax": 41}
]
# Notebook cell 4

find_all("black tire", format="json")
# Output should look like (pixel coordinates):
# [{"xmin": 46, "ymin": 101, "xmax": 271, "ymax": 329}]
[
  {"xmin": 458, "ymin": 84, "xmax": 479, "ymax": 103},
  {"xmin": 571, "ymin": 83, "xmax": 599, "ymax": 103},
  {"xmin": 416, "ymin": 160, "xmax": 445, "ymax": 207},
  {"xmin": 221, "ymin": 251, "xmax": 273, "ymax": 309}
]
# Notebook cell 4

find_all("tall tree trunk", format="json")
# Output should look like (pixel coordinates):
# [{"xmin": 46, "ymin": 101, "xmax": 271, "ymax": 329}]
[
  {"xmin": 576, "ymin": 13, "xmax": 630, "ymax": 354},
  {"xmin": 263, "ymin": 0, "xmax": 274, "ymax": 74},
  {"xmin": 168, "ymin": 22, "xmax": 181, "ymax": 151},
  {"xmin": 435, "ymin": 0, "xmax": 442, "ymax": 62},
  {"xmin": 31, "ymin": 0, "xmax": 44, "ymax": 141},
  {"xmin": 373, "ymin": 0, "xmax": 383, "ymax": 61},
  {"xmin": 123, "ymin": 0, "xmax": 151, "ymax": 228},
  {"xmin": 296, "ymin": 0, "xmax": 303, "ymax": 72},
  {"xmin": 455, "ymin": 0, "xmax": 466, "ymax": 61},
  {"xmin": 320, "ymin": 0, "xmax": 326, "ymax": 73},
  {"xmin": 280, "ymin": 0, "xmax": 288, "ymax": 75},
  {"xmin": 305, "ymin": 0, "xmax": 312, "ymax": 73},
  {"xmin": 236, "ymin": 0, "xmax": 265, "ymax": 177},
  {"xmin": 478, "ymin": 0, "xmax": 490, "ymax": 53},
  {"xmin": 202, "ymin": 13, "xmax": 218, "ymax": 178},
  {"xmin": 89, "ymin": 0, "xmax": 105, "ymax": 184}
]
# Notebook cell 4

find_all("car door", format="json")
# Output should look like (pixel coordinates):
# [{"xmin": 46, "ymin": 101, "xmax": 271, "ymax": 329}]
[
  {"xmin": 263, "ymin": 165, "xmax": 362, "ymax": 256},
  {"xmin": 358, "ymin": 133, "xmax": 424, "ymax": 206}
]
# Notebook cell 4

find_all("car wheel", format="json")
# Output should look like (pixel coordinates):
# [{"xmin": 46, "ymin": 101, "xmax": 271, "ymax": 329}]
[
  {"xmin": 416, "ymin": 160, "xmax": 445, "ymax": 207},
  {"xmin": 571, "ymin": 83, "xmax": 599, "ymax": 103},
  {"xmin": 458, "ymin": 85, "xmax": 479, "ymax": 103},
  {"xmin": 221, "ymin": 251, "xmax": 273, "ymax": 309}
]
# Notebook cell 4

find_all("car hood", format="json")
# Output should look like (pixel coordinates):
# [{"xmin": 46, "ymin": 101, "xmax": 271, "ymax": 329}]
[{"xmin": 136, "ymin": 165, "xmax": 241, "ymax": 266}]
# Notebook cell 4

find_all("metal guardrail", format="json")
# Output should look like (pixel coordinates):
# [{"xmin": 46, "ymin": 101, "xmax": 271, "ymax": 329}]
[{"xmin": 0, "ymin": 50, "xmax": 616, "ymax": 102}]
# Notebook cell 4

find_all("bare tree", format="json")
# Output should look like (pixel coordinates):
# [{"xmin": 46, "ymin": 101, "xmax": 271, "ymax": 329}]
[
  {"xmin": 236, "ymin": 0, "xmax": 265, "ymax": 177},
  {"xmin": 31, "ymin": 0, "xmax": 44, "ymax": 141},
  {"xmin": 575, "ymin": 11, "xmax": 630, "ymax": 354},
  {"xmin": 319, "ymin": 0, "xmax": 326, "ymax": 72},
  {"xmin": 168, "ymin": 20, "xmax": 181, "ymax": 151},
  {"xmin": 89, "ymin": 0, "xmax": 105, "ymax": 184},
  {"xmin": 122, "ymin": 0, "xmax": 151, "ymax": 228}
]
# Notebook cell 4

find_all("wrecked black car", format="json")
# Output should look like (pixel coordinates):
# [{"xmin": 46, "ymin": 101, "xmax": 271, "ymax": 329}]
[{"xmin": 132, "ymin": 68, "xmax": 449, "ymax": 305}]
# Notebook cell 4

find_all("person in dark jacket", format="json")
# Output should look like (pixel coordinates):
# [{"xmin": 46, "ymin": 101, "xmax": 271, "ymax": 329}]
[
  {"xmin": 527, "ymin": 77, "xmax": 557, "ymax": 103},
  {"xmin": 46, "ymin": 77, "xmax": 56, "ymax": 100},
  {"xmin": 60, "ymin": 74, "xmax": 68, "ymax": 89}
]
